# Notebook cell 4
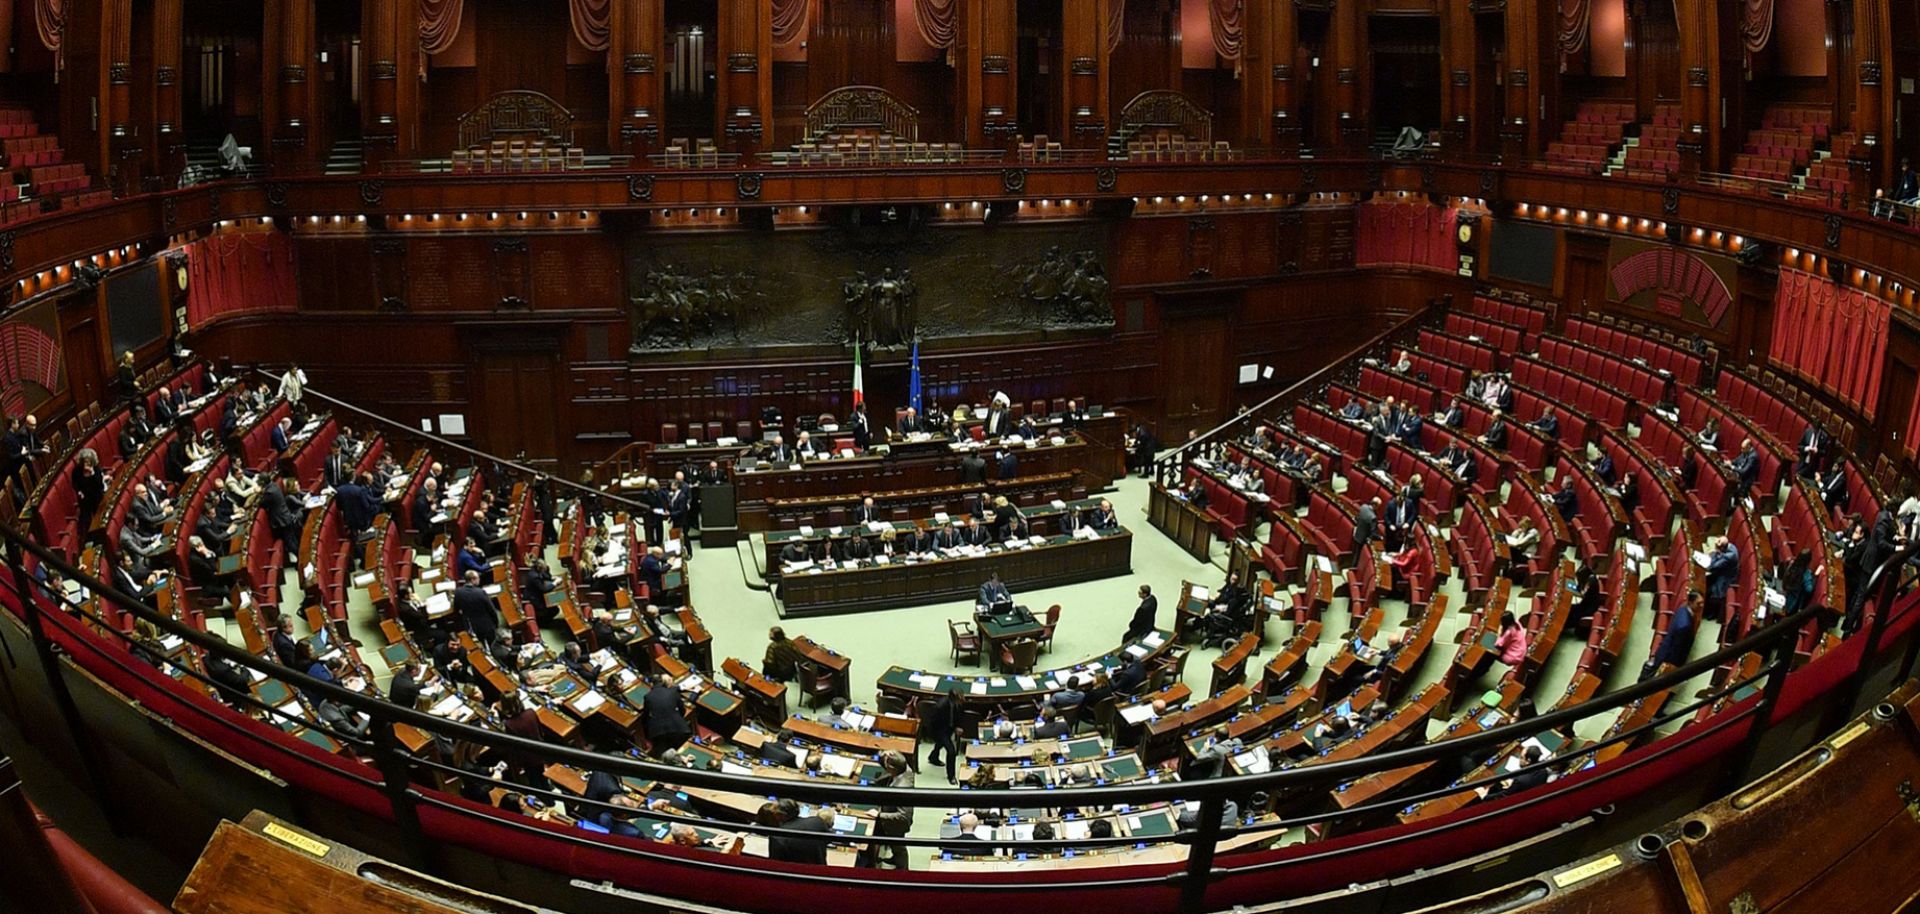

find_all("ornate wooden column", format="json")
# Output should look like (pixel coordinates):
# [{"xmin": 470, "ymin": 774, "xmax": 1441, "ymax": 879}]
[
  {"xmin": 103, "ymin": 0, "xmax": 139, "ymax": 192},
  {"xmin": 1239, "ymin": 0, "xmax": 1271, "ymax": 148},
  {"xmin": 1440, "ymin": 0, "xmax": 1476, "ymax": 154},
  {"xmin": 1672, "ymin": 0, "xmax": 1716, "ymax": 178},
  {"xmin": 267, "ymin": 0, "xmax": 317, "ymax": 163},
  {"xmin": 715, "ymin": 0, "xmax": 771, "ymax": 153},
  {"xmin": 1059, "ymin": 0, "xmax": 1112, "ymax": 149},
  {"xmin": 361, "ymin": 0, "xmax": 400, "ymax": 163},
  {"xmin": 1501, "ymin": 0, "xmax": 1554, "ymax": 161},
  {"xmin": 1850, "ymin": 0, "xmax": 1891, "ymax": 179},
  {"xmin": 609, "ymin": 0, "xmax": 666, "ymax": 155},
  {"xmin": 1329, "ymin": 0, "xmax": 1365, "ymax": 151},
  {"xmin": 1268, "ymin": 0, "xmax": 1300, "ymax": 154},
  {"xmin": 957, "ymin": 0, "xmax": 1018, "ymax": 147},
  {"xmin": 150, "ymin": 0, "xmax": 184, "ymax": 177}
]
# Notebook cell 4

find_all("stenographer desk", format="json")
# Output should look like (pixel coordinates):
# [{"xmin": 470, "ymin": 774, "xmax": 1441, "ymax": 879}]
[{"xmin": 775, "ymin": 528, "xmax": 1132, "ymax": 617}]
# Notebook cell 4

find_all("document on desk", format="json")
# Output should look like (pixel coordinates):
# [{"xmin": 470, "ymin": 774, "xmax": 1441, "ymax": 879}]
[
  {"xmin": 1692, "ymin": 550, "xmax": 1711, "ymax": 568},
  {"xmin": 819, "ymin": 754, "xmax": 857, "ymax": 778},
  {"xmin": 1190, "ymin": 586, "xmax": 1210, "ymax": 601},
  {"xmin": 1125, "ymin": 644, "xmax": 1150, "ymax": 658},
  {"xmin": 719, "ymin": 760, "xmax": 755, "ymax": 775},
  {"xmin": 572, "ymin": 690, "xmax": 606, "ymax": 714},
  {"xmin": 1059, "ymin": 820, "xmax": 1091, "ymax": 841},
  {"xmin": 1143, "ymin": 631, "xmax": 1166, "ymax": 648},
  {"xmin": 1118, "ymin": 704, "xmax": 1156, "ymax": 724},
  {"xmin": 1016, "ymin": 676, "xmax": 1039, "ymax": 689},
  {"xmin": 908, "ymin": 673, "xmax": 942, "ymax": 688},
  {"xmin": 969, "ymin": 681, "xmax": 989, "ymax": 696}
]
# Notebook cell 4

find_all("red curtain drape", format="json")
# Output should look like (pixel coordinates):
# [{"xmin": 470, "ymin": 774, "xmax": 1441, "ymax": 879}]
[
  {"xmin": 33, "ymin": 0, "xmax": 62, "ymax": 70},
  {"xmin": 185, "ymin": 233, "xmax": 297, "ymax": 329},
  {"xmin": 1209, "ymin": 0, "xmax": 1243, "ymax": 62},
  {"xmin": 1558, "ymin": 0, "xmax": 1589, "ymax": 55},
  {"xmin": 1741, "ymin": 0, "xmax": 1774, "ymax": 55},
  {"xmin": 1355, "ymin": 203, "xmax": 1457, "ymax": 272},
  {"xmin": 911, "ymin": 0, "xmax": 955, "ymax": 50},
  {"xmin": 568, "ymin": 0, "xmax": 610, "ymax": 52},
  {"xmin": 419, "ymin": 0, "xmax": 465, "ymax": 56},
  {"xmin": 772, "ymin": 0, "xmax": 811, "ymax": 48},
  {"xmin": 1770, "ymin": 270, "xmax": 1889, "ymax": 414},
  {"xmin": 1108, "ymin": 0, "xmax": 1125, "ymax": 54}
]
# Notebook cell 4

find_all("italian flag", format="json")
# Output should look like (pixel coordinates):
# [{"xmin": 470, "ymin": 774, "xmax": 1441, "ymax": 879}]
[{"xmin": 852, "ymin": 345, "xmax": 865, "ymax": 407}]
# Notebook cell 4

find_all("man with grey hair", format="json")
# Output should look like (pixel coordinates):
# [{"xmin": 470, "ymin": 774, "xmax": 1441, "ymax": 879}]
[{"xmin": 185, "ymin": 534, "xmax": 230, "ymax": 603}]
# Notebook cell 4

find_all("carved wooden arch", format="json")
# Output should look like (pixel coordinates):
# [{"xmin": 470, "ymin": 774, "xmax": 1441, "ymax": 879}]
[
  {"xmin": 804, "ymin": 86, "xmax": 920, "ymax": 141},
  {"xmin": 457, "ymin": 90, "xmax": 576, "ymax": 149},
  {"xmin": 1116, "ymin": 90, "xmax": 1213, "ymax": 142}
]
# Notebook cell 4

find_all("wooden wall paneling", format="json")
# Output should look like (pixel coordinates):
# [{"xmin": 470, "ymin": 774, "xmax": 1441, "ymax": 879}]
[
  {"xmin": 1561, "ymin": 230, "xmax": 1609, "ymax": 315},
  {"xmin": 1110, "ymin": 0, "xmax": 1181, "ymax": 127}
]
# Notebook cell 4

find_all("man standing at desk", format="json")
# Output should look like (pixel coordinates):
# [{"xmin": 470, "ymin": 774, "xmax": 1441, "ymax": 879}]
[
  {"xmin": 960, "ymin": 451, "xmax": 988, "ymax": 484},
  {"xmin": 1124, "ymin": 584, "xmax": 1159, "ymax": 641},
  {"xmin": 642, "ymin": 674, "xmax": 691, "ymax": 756},
  {"xmin": 849, "ymin": 402, "xmax": 872, "ymax": 450},
  {"xmin": 454, "ymin": 570, "xmax": 500, "ymax": 645},
  {"xmin": 984, "ymin": 394, "xmax": 1012, "ymax": 438},
  {"xmin": 978, "ymin": 572, "xmax": 1011, "ymax": 608}
]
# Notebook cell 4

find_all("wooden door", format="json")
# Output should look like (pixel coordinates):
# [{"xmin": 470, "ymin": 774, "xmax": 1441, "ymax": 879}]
[
  {"xmin": 58, "ymin": 295, "xmax": 106, "ymax": 409},
  {"xmin": 473, "ymin": 350, "xmax": 559, "ymax": 464},
  {"xmin": 1879, "ymin": 359, "xmax": 1916, "ymax": 457},
  {"xmin": 1160, "ymin": 311, "xmax": 1231, "ymax": 439}
]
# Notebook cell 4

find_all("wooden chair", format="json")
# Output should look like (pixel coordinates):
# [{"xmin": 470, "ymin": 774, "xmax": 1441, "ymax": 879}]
[
  {"xmin": 1037, "ymin": 604, "xmax": 1062, "ymax": 653},
  {"xmin": 949, "ymin": 619, "xmax": 982, "ymax": 666},
  {"xmin": 999, "ymin": 637, "xmax": 1040, "ymax": 675},
  {"xmin": 798, "ymin": 662, "xmax": 838, "ymax": 709}
]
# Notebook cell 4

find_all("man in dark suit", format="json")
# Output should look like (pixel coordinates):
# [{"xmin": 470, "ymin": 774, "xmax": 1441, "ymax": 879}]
[
  {"xmin": 848, "ymin": 403, "xmax": 871, "ymax": 450},
  {"xmin": 995, "ymin": 449, "xmax": 1018, "ymax": 480},
  {"xmin": 1486, "ymin": 745, "xmax": 1552, "ymax": 799},
  {"xmin": 769, "ymin": 805, "xmax": 836, "ymax": 865},
  {"xmin": 128, "ymin": 482, "xmax": 173, "ymax": 533},
  {"xmin": 453, "ymin": 570, "xmax": 500, "ymax": 644},
  {"xmin": 269, "ymin": 417, "xmax": 292, "ymax": 453},
  {"xmin": 411, "ymin": 476, "xmax": 439, "ymax": 548},
  {"xmin": 1088, "ymin": 499, "xmax": 1118, "ymax": 531},
  {"xmin": 262, "ymin": 471, "xmax": 306, "ymax": 556},
  {"xmin": 388, "ymin": 659, "xmax": 424, "ymax": 710},
  {"xmin": 766, "ymin": 434, "xmax": 795, "ymax": 464},
  {"xmin": 186, "ymin": 535, "xmax": 231, "ymax": 602},
  {"xmin": 1551, "ymin": 477, "xmax": 1578, "ymax": 521},
  {"xmin": 322, "ymin": 439, "xmax": 352, "ymax": 490},
  {"xmin": 1817, "ymin": 467, "xmax": 1849, "ymax": 512},
  {"xmin": 272, "ymin": 617, "xmax": 300, "ymax": 667},
  {"xmin": 1123, "ymin": 584, "xmax": 1159, "ymax": 640},
  {"xmin": 960, "ymin": 451, "xmax": 988, "ymax": 484},
  {"xmin": 1642, "ymin": 590, "xmax": 1700, "ymax": 680},
  {"xmin": 336, "ymin": 472, "xmax": 380, "ymax": 537},
  {"xmin": 853, "ymin": 496, "xmax": 881, "ymax": 525},
  {"xmin": 984, "ymin": 401, "xmax": 1011, "ymax": 438},
  {"xmin": 1479, "ymin": 410, "xmax": 1509, "ymax": 450},
  {"xmin": 1703, "ymin": 537, "xmax": 1741, "ymax": 622},
  {"xmin": 1353, "ymin": 498, "xmax": 1379, "ymax": 550},
  {"xmin": 1111, "ymin": 656, "xmax": 1149, "ymax": 694},
  {"xmin": 977, "ymin": 572, "xmax": 1010, "ymax": 607},
  {"xmin": 1436, "ymin": 397, "xmax": 1464, "ymax": 429},
  {"xmin": 1383, "ymin": 492, "xmax": 1417, "ymax": 551},
  {"xmin": 897, "ymin": 407, "xmax": 925, "ymax": 435},
  {"xmin": 1796, "ymin": 425, "xmax": 1827, "ymax": 480},
  {"xmin": 1530, "ymin": 408, "xmax": 1559, "ymax": 441},
  {"xmin": 667, "ymin": 479, "xmax": 694, "ymax": 551},
  {"xmin": 642, "ymin": 674, "xmax": 692, "ymax": 756},
  {"xmin": 151, "ymin": 387, "xmax": 179, "ymax": 426},
  {"xmin": 1730, "ymin": 439, "xmax": 1761, "ymax": 492}
]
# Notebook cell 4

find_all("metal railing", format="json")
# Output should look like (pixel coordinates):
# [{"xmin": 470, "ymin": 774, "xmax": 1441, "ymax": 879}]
[{"xmin": 6, "ymin": 496, "xmax": 1909, "ymax": 911}]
